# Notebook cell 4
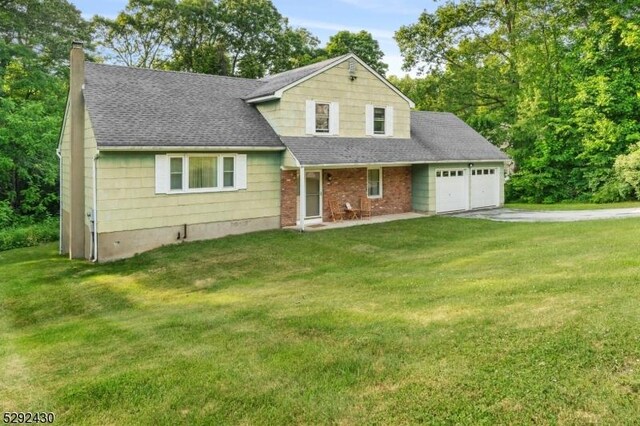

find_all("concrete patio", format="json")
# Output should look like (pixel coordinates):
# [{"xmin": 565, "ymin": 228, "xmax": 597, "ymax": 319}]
[{"xmin": 285, "ymin": 212, "xmax": 428, "ymax": 232}]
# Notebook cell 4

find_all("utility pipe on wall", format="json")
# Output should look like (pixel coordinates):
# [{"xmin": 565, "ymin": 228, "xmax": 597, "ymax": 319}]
[
  {"xmin": 91, "ymin": 152, "xmax": 100, "ymax": 262},
  {"xmin": 299, "ymin": 167, "xmax": 306, "ymax": 232},
  {"xmin": 56, "ymin": 148, "xmax": 62, "ymax": 254}
]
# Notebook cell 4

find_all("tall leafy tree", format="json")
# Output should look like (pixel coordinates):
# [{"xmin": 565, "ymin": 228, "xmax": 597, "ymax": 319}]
[
  {"xmin": 396, "ymin": 0, "xmax": 640, "ymax": 202},
  {"xmin": 92, "ymin": 0, "xmax": 174, "ymax": 68},
  {"xmin": 0, "ymin": 0, "xmax": 90, "ymax": 224},
  {"xmin": 325, "ymin": 30, "xmax": 388, "ymax": 75}
]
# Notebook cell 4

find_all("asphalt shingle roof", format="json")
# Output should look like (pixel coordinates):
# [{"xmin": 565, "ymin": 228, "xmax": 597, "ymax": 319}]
[
  {"xmin": 410, "ymin": 111, "xmax": 510, "ymax": 162},
  {"xmin": 243, "ymin": 54, "xmax": 350, "ymax": 100},
  {"xmin": 280, "ymin": 137, "xmax": 430, "ymax": 165},
  {"xmin": 82, "ymin": 62, "xmax": 509, "ymax": 165},
  {"xmin": 279, "ymin": 112, "xmax": 509, "ymax": 166},
  {"xmin": 83, "ymin": 62, "xmax": 283, "ymax": 148}
]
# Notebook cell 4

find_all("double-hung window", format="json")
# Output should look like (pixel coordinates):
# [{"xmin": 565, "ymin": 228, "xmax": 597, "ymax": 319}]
[
  {"xmin": 373, "ymin": 107, "xmax": 385, "ymax": 134},
  {"xmin": 366, "ymin": 105, "xmax": 394, "ymax": 136},
  {"xmin": 315, "ymin": 103, "xmax": 330, "ymax": 133},
  {"xmin": 367, "ymin": 168, "xmax": 382, "ymax": 198},
  {"xmin": 306, "ymin": 100, "xmax": 339, "ymax": 135},
  {"xmin": 155, "ymin": 154, "xmax": 246, "ymax": 194}
]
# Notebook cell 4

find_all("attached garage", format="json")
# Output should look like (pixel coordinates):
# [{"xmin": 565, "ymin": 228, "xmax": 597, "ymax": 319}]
[{"xmin": 434, "ymin": 166, "xmax": 502, "ymax": 213}]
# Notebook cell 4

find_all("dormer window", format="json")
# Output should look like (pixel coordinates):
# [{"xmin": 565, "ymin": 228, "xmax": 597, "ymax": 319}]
[
  {"xmin": 366, "ymin": 105, "xmax": 394, "ymax": 137},
  {"xmin": 306, "ymin": 100, "xmax": 339, "ymax": 135},
  {"xmin": 315, "ymin": 103, "xmax": 330, "ymax": 133},
  {"xmin": 374, "ymin": 107, "xmax": 385, "ymax": 134}
]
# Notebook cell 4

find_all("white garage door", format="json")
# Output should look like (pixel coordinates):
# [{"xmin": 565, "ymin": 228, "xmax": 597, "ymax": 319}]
[
  {"xmin": 470, "ymin": 168, "xmax": 499, "ymax": 209},
  {"xmin": 435, "ymin": 169, "xmax": 468, "ymax": 213}
]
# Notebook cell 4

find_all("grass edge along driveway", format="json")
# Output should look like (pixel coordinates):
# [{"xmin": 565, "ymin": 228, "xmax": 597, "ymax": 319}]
[{"xmin": 1, "ymin": 216, "xmax": 639, "ymax": 424}]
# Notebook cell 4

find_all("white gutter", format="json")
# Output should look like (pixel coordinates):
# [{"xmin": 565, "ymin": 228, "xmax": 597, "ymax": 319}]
[
  {"xmin": 290, "ymin": 159, "xmax": 510, "ymax": 169},
  {"xmin": 299, "ymin": 166, "xmax": 306, "ymax": 232},
  {"xmin": 56, "ymin": 148, "xmax": 62, "ymax": 254},
  {"xmin": 98, "ymin": 146, "xmax": 285, "ymax": 152},
  {"xmin": 91, "ymin": 151, "xmax": 99, "ymax": 262}
]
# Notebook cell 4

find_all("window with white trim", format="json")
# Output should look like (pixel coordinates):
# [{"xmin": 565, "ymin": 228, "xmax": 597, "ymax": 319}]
[
  {"xmin": 373, "ymin": 107, "xmax": 385, "ymax": 134},
  {"xmin": 315, "ymin": 103, "xmax": 330, "ymax": 133},
  {"xmin": 366, "ymin": 105, "xmax": 393, "ymax": 136},
  {"xmin": 367, "ymin": 168, "xmax": 382, "ymax": 198},
  {"xmin": 155, "ymin": 154, "xmax": 247, "ymax": 194},
  {"xmin": 306, "ymin": 100, "xmax": 339, "ymax": 135}
]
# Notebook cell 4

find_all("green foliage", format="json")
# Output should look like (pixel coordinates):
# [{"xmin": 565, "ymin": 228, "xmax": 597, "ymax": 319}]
[
  {"xmin": 0, "ymin": 0, "xmax": 90, "ymax": 227},
  {"xmin": 0, "ymin": 217, "xmax": 58, "ymax": 251},
  {"xmin": 613, "ymin": 144, "xmax": 640, "ymax": 199},
  {"xmin": 93, "ymin": 0, "xmax": 321, "ymax": 78},
  {"xmin": 324, "ymin": 30, "xmax": 388, "ymax": 75},
  {"xmin": 396, "ymin": 0, "xmax": 640, "ymax": 202}
]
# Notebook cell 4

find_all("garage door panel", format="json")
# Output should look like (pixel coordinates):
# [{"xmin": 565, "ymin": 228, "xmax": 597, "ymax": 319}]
[
  {"xmin": 470, "ymin": 168, "xmax": 499, "ymax": 209},
  {"xmin": 435, "ymin": 169, "xmax": 468, "ymax": 213}
]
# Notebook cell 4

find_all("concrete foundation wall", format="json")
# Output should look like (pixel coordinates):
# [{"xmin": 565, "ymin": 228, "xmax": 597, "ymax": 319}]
[{"xmin": 98, "ymin": 216, "xmax": 280, "ymax": 262}]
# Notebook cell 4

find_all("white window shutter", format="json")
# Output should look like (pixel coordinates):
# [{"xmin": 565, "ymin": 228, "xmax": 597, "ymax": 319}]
[
  {"xmin": 365, "ymin": 104, "xmax": 374, "ymax": 136},
  {"xmin": 305, "ymin": 100, "xmax": 315, "ymax": 134},
  {"xmin": 155, "ymin": 154, "xmax": 169, "ymax": 194},
  {"xmin": 386, "ymin": 106, "xmax": 394, "ymax": 136},
  {"xmin": 330, "ymin": 102, "xmax": 339, "ymax": 135},
  {"xmin": 235, "ymin": 154, "xmax": 248, "ymax": 189}
]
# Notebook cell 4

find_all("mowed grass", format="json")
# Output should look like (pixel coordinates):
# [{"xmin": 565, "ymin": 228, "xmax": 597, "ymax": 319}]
[{"xmin": 1, "ymin": 217, "xmax": 639, "ymax": 424}]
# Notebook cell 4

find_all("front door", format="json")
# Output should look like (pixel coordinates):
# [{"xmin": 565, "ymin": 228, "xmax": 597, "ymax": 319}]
[{"xmin": 305, "ymin": 171, "xmax": 322, "ymax": 218}]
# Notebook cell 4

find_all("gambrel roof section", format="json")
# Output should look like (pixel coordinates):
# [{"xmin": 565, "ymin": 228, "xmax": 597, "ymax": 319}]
[{"xmin": 244, "ymin": 53, "xmax": 416, "ymax": 108}]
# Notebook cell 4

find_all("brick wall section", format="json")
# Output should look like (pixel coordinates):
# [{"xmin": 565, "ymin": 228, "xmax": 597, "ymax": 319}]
[
  {"xmin": 280, "ymin": 170, "xmax": 298, "ymax": 226},
  {"xmin": 322, "ymin": 166, "xmax": 412, "ymax": 220},
  {"xmin": 280, "ymin": 166, "xmax": 413, "ymax": 226}
]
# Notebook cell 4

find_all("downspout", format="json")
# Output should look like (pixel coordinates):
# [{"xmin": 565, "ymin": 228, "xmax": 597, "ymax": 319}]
[
  {"xmin": 56, "ymin": 148, "xmax": 62, "ymax": 254},
  {"xmin": 299, "ymin": 166, "xmax": 306, "ymax": 232},
  {"xmin": 91, "ymin": 151, "xmax": 100, "ymax": 262}
]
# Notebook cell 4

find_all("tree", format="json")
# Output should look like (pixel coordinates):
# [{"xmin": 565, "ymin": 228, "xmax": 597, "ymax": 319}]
[
  {"xmin": 0, "ymin": 0, "xmax": 90, "ymax": 225},
  {"xmin": 396, "ymin": 0, "xmax": 640, "ymax": 203},
  {"xmin": 325, "ymin": 30, "xmax": 387, "ymax": 75},
  {"xmin": 94, "ymin": 0, "xmax": 319, "ymax": 78},
  {"xmin": 0, "ymin": 0, "xmax": 91, "ymax": 70},
  {"xmin": 93, "ymin": 0, "xmax": 174, "ymax": 68}
]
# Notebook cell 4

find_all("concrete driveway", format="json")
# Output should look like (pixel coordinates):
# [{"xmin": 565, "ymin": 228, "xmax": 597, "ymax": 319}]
[{"xmin": 451, "ymin": 207, "xmax": 640, "ymax": 222}]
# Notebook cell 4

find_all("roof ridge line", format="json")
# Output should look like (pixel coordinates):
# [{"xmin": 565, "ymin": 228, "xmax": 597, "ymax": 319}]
[{"xmin": 85, "ymin": 61, "xmax": 263, "ymax": 83}]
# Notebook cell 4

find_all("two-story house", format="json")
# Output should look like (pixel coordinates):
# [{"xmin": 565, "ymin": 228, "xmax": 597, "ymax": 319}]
[{"xmin": 59, "ymin": 42, "xmax": 509, "ymax": 262}]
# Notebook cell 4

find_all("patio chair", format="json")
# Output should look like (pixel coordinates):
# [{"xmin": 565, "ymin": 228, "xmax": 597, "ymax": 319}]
[
  {"xmin": 344, "ymin": 202, "xmax": 360, "ymax": 220},
  {"xmin": 328, "ymin": 198, "xmax": 344, "ymax": 222},
  {"xmin": 360, "ymin": 197, "xmax": 372, "ymax": 220}
]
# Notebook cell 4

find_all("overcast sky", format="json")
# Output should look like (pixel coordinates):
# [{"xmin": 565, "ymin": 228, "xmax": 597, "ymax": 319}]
[{"xmin": 71, "ymin": 0, "xmax": 441, "ymax": 76}]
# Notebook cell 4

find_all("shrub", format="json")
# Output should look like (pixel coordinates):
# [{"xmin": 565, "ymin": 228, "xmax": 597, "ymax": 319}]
[
  {"xmin": 614, "ymin": 144, "xmax": 640, "ymax": 199},
  {"xmin": 0, "ymin": 217, "xmax": 59, "ymax": 251}
]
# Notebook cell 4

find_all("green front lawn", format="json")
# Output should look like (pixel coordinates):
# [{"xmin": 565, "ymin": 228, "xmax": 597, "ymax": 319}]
[{"xmin": 1, "ymin": 217, "xmax": 639, "ymax": 424}]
